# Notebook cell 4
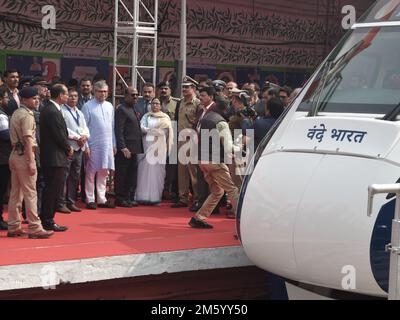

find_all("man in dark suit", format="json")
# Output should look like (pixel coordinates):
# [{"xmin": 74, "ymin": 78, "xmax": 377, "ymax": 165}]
[
  {"xmin": 114, "ymin": 87, "xmax": 144, "ymax": 207},
  {"xmin": 192, "ymin": 86, "xmax": 217, "ymax": 213},
  {"xmin": 40, "ymin": 84, "xmax": 73, "ymax": 232},
  {"xmin": 2, "ymin": 69, "xmax": 20, "ymax": 116},
  {"xmin": 77, "ymin": 77, "xmax": 93, "ymax": 110},
  {"xmin": 135, "ymin": 82, "xmax": 155, "ymax": 120}
]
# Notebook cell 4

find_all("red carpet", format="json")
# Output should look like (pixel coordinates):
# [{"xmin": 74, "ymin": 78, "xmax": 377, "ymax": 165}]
[{"xmin": 0, "ymin": 202, "xmax": 238, "ymax": 267}]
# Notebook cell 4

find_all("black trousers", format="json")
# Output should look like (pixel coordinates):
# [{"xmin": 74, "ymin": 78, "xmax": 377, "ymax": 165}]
[
  {"xmin": 58, "ymin": 150, "xmax": 83, "ymax": 206},
  {"xmin": 36, "ymin": 168, "xmax": 45, "ymax": 215},
  {"xmin": 41, "ymin": 167, "xmax": 66, "ymax": 227},
  {"xmin": 0, "ymin": 164, "xmax": 11, "ymax": 219},
  {"xmin": 114, "ymin": 151, "xmax": 138, "ymax": 202}
]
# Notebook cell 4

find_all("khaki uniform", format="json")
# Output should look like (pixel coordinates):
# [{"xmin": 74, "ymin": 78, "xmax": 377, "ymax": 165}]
[
  {"xmin": 8, "ymin": 106, "xmax": 43, "ymax": 233},
  {"xmin": 177, "ymin": 97, "xmax": 200, "ymax": 132},
  {"xmin": 196, "ymin": 163, "xmax": 239, "ymax": 220},
  {"xmin": 177, "ymin": 97, "xmax": 200, "ymax": 204},
  {"xmin": 161, "ymin": 97, "xmax": 179, "ymax": 121}
]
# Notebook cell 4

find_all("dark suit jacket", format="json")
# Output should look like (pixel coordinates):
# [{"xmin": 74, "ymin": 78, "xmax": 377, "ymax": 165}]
[
  {"xmin": 194, "ymin": 102, "xmax": 217, "ymax": 130},
  {"xmin": 39, "ymin": 101, "xmax": 70, "ymax": 168},
  {"xmin": 4, "ymin": 88, "xmax": 18, "ymax": 117},
  {"xmin": 135, "ymin": 98, "xmax": 151, "ymax": 120},
  {"xmin": 115, "ymin": 103, "xmax": 144, "ymax": 154}
]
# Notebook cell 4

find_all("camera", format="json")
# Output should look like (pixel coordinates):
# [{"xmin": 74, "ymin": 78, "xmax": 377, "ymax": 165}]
[
  {"xmin": 236, "ymin": 106, "xmax": 256, "ymax": 118},
  {"xmin": 264, "ymin": 81, "xmax": 281, "ymax": 91},
  {"xmin": 212, "ymin": 80, "xmax": 227, "ymax": 92}
]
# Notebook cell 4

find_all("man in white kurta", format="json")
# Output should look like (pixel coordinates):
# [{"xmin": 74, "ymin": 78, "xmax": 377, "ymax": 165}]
[{"xmin": 82, "ymin": 81, "xmax": 116, "ymax": 209}]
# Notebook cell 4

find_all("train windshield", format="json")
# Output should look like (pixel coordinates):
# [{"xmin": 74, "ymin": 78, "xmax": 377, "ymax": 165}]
[{"xmin": 298, "ymin": 24, "xmax": 400, "ymax": 116}]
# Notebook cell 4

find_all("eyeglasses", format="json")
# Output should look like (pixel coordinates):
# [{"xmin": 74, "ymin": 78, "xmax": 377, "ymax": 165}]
[
  {"xmin": 279, "ymin": 96, "xmax": 287, "ymax": 99},
  {"xmin": 131, "ymin": 94, "xmax": 139, "ymax": 97}
]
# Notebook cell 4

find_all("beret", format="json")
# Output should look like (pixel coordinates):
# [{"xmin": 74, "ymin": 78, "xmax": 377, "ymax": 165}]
[{"xmin": 19, "ymin": 87, "xmax": 39, "ymax": 99}]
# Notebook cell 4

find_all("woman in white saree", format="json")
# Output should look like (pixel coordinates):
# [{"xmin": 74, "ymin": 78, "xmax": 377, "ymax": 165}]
[{"xmin": 135, "ymin": 98, "xmax": 174, "ymax": 205}]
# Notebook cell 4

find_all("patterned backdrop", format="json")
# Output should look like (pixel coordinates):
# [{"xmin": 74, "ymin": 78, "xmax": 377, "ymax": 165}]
[{"xmin": 0, "ymin": 0, "xmax": 374, "ymax": 69}]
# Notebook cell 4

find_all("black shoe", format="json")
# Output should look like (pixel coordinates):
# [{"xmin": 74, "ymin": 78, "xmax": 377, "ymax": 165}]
[
  {"xmin": 115, "ymin": 200, "xmax": 132, "ymax": 208},
  {"xmin": 189, "ymin": 217, "xmax": 213, "ymax": 229},
  {"xmin": 44, "ymin": 223, "xmax": 68, "ymax": 232},
  {"xmin": 128, "ymin": 200, "xmax": 139, "ymax": 207},
  {"xmin": 67, "ymin": 204, "xmax": 82, "ymax": 212},
  {"xmin": 98, "ymin": 201, "xmax": 116, "ymax": 209},
  {"xmin": 0, "ymin": 220, "xmax": 8, "ymax": 230},
  {"xmin": 86, "ymin": 202, "xmax": 97, "ymax": 210},
  {"xmin": 171, "ymin": 201, "xmax": 188, "ymax": 208},
  {"xmin": 57, "ymin": 205, "xmax": 71, "ymax": 214},
  {"xmin": 189, "ymin": 202, "xmax": 202, "ymax": 212}
]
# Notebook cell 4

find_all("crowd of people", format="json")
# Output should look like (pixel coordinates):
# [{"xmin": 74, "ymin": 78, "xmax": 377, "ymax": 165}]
[{"xmin": 0, "ymin": 68, "xmax": 300, "ymax": 239}]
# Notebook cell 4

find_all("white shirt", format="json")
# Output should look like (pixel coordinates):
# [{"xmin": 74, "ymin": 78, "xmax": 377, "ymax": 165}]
[{"xmin": 61, "ymin": 104, "xmax": 90, "ymax": 151}]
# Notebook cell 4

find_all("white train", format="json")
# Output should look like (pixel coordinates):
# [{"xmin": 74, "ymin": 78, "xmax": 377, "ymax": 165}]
[{"xmin": 237, "ymin": 0, "xmax": 400, "ymax": 299}]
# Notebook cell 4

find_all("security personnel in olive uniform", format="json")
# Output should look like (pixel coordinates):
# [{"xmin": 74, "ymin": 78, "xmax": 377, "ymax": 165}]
[
  {"xmin": 158, "ymin": 81, "xmax": 179, "ymax": 120},
  {"xmin": 172, "ymin": 76, "xmax": 201, "ymax": 208},
  {"xmin": 7, "ymin": 87, "xmax": 53, "ymax": 239},
  {"xmin": 158, "ymin": 81, "xmax": 179, "ymax": 200}
]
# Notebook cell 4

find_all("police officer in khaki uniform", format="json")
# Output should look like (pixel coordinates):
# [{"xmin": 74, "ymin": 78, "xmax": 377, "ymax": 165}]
[
  {"xmin": 171, "ymin": 76, "xmax": 201, "ymax": 208},
  {"xmin": 158, "ymin": 81, "xmax": 179, "ymax": 120},
  {"xmin": 158, "ymin": 81, "xmax": 179, "ymax": 201},
  {"xmin": 7, "ymin": 87, "xmax": 53, "ymax": 239}
]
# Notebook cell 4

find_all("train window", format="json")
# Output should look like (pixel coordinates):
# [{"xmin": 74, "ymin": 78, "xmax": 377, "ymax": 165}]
[
  {"xmin": 359, "ymin": 0, "xmax": 400, "ymax": 24},
  {"xmin": 298, "ymin": 26, "xmax": 400, "ymax": 116}
]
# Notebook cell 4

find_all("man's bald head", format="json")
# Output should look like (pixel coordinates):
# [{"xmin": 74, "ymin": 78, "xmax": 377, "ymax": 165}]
[{"xmin": 125, "ymin": 86, "xmax": 139, "ymax": 105}]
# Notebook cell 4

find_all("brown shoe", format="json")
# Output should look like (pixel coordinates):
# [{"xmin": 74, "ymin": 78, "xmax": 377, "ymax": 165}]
[
  {"xmin": 57, "ymin": 205, "xmax": 71, "ymax": 214},
  {"xmin": 28, "ymin": 230, "xmax": 54, "ymax": 239},
  {"xmin": 7, "ymin": 229, "xmax": 27, "ymax": 238}
]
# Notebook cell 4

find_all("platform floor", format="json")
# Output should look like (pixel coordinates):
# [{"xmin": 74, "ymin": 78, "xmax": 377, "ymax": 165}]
[{"xmin": 0, "ymin": 201, "xmax": 239, "ymax": 266}]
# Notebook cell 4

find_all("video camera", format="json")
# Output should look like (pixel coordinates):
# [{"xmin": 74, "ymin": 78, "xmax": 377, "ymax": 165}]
[
  {"xmin": 264, "ymin": 81, "xmax": 281, "ymax": 92},
  {"xmin": 212, "ymin": 80, "xmax": 227, "ymax": 92},
  {"xmin": 236, "ymin": 106, "xmax": 256, "ymax": 118}
]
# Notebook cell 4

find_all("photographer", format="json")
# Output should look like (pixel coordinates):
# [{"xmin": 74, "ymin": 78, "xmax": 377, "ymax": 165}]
[
  {"xmin": 255, "ymin": 82, "xmax": 280, "ymax": 117},
  {"xmin": 228, "ymin": 91, "xmax": 254, "ymax": 189},
  {"xmin": 212, "ymin": 80, "xmax": 228, "ymax": 98},
  {"xmin": 254, "ymin": 97, "xmax": 284, "ymax": 149},
  {"xmin": 229, "ymin": 91, "xmax": 255, "ymax": 133}
]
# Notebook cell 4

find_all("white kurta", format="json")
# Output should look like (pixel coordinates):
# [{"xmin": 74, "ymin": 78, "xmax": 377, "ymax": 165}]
[{"xmin": 82, "ymin": 99, "xmax": 116, "ymax": 172}]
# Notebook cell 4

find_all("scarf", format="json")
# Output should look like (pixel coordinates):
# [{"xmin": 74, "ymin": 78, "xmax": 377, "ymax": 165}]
[{"xmin": 145, "ymin": 111, "xmax": 174, "ymax": 153}]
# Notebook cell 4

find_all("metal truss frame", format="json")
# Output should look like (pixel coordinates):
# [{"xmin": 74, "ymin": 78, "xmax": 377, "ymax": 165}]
[{"xmin": 112, "ymin": 0, "xmax": 158, "ymax": 106}]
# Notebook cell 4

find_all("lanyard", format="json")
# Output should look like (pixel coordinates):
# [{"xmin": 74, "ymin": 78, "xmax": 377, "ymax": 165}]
[{"xmin": 67, "ymin": 106, "xmax": 80, "ymax": 126}]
